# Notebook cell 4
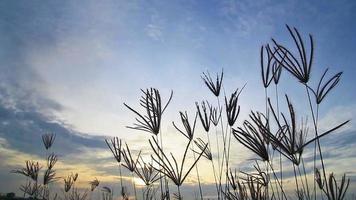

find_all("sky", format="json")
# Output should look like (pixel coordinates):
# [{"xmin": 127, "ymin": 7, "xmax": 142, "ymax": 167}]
[{"xmin": 0, "ymin": 0, "xmax": 356, "ymax": 199}]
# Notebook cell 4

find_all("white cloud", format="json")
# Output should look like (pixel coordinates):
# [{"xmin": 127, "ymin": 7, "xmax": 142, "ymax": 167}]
[{"xmin": 145, "ymin": 24, "xmax": 164, "ymax": 41}]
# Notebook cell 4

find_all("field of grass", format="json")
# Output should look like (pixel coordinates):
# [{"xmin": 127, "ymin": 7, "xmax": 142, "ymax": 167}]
[{"xmin": 11, "ymin": 25, "xmax": 352, "ymax": 200}]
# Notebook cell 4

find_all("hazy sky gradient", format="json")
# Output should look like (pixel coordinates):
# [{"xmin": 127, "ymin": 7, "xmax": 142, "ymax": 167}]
[{"xmin": 1, "ymin": 0, "xmax": 356, "ymax": 198}]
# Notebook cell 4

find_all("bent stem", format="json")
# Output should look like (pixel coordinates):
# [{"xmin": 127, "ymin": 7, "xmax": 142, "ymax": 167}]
[{"xmin": 304, "ymin": 85, "xmax": 329, "ymax": 197}]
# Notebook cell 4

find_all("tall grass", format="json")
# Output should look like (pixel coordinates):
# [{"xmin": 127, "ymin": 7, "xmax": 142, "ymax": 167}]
[
  {"xmin": 115, "ymin": 25, "xmax": 351, "ymax": 200},
  {"xmin": 11, "ymin": 25, "xmax": 352, "ymax": 200}
]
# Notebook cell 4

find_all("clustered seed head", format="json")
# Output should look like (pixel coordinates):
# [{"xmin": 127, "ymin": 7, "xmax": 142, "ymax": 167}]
[
  {"xmin": 225, "ymin": 86, "xmax": 245, "ymax": 127},
  {"xmin": 196, "ymin": 101, "xmax": 212, "ymax": 132},
  {"xmin": 201, "ymin": 69, "xmax": 224, "ymax": 97},
  {"xmin": 124, "ymin": 88, "xmax": 173, "ymax": 135},
  {"xmin": 172, "ymin": 111, "xmax": 197, "ymax": 141},
  {"xmin": 89, "ymin": 178, "xmax": 100, "ymax": 191},
  {"xmin": 105, "ymin": 137, "xmax": 122, "ymax": 164},
  {"xmin": 42, "ymin": 133, "xmax": 56, "ymax": 150}
]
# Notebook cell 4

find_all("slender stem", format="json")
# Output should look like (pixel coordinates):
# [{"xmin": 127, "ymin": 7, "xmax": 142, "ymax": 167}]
[
  {"xmin": 267, "ymin": 161, "xmax": 288, "ymax": 200},
  {"xmin": 265, "ymin": 88, "xmax": 268, "ymax": 118},
  {"xmin": 217, "ymin": 97, "xmax": 225, "ymax": 199},
  {"xmin": 305, "ymin": 85, "xmax": 329, "ymax": 196},
  {"xmin": 192, "ymin": 145, "xmax": 204, "ymax": 200},
  {"xmin": 145, "ymin": 185, "xmax": 149, "ymax": 200},
  {"xmin": 293, "ymin": 164, "xmax": 300, "ymax": 196},
  {"xmin": 156, "ymin": 134, "xmax": 164, "ymax": 199},
  {"xmin": 275, "ymin": 84, "xmax": 283, "ymax": 193},
  {"xmin": 177, "ymin": 185, "xmax": 181, "ymax": 200},
  {"xmin": 207, "ymin": 131, "xmax": 220, "ymax": 199},
  {"xmin": 301, "ymin": 158, "xmax": 311, "ymax": 200},
  {"xmin": 215, "ymin": 127, "xmax": 221, "ymax": 179},
  {"xmin": 119, "ymin": 164, "xmax": 124, "ymax": 198},
  {"xmin": 266, "ymin": 161, "xmax": 270, "ymax": 200},
  {"xmin": 132, "ymin": 172, "xmax": 137, "ymax": 199},
  {"xmin": 297, "ymin": 164, "xmax": 307, "ymax": 199}
]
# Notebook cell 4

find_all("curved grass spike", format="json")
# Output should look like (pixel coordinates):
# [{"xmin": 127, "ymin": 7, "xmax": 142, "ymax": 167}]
[
  {"xmin": 232, "ymin": 112, "xmax": 270, "ymax": 161},
  {"xmin": 267, "ymin": 96, "xmax": 350, "ymax": 165},
  {"xmin": 122, "ymin": 143, "xmax": 141, "ymax": 199},
  {"xmin": 225, "ymin": 85, "xmax": 245, "ymax": 126},
  {"xmin": 124, "ymin": 88, "xmax": 173, "ymax": 135},
  {"xmin": 196, "ymin": 101, "xmax": 212, "ymax": 132},
  {"xmin": 201, "ymin": 69, "xmax": 224, "ymax": 97},
  {"xmin": 134, "ymin": 157, "xmax": 161, "ymax": 186},
  {"xmin": 12, "ymin": 161, "xmax": 42, "ymax": 182},
  {"xmin": 89, "ymin": 178, "xmax": 99, "ymax": 191},
  {"xmin": 193, "ymin": 138, "xmax": 212, "ymax": 160},
  {"xmin": 326, "ymin": 173, "xmax": 350, "ymax": 200},
  {"xmin": 122, "ymin": 143, "xmax": 142, "ymax": 172},
  {"xmin": 272, "ymin": 60, "xmax": 283, "ymax": 85},
  {"xmin": 226, "ymin": 168, "xmax": 239, "ymax": 191},
  {"xmin": 64, "ymin": 175, "xmax": 74, "ymax": 192},
  {"xmin": 240, "ymin": 161, "xmax": 269, "ymax": 188},
  {"xmin": 307, "ymin": 68, "xmax": 343, "ymax": 104},
  {"xmin": 105, "ymin": 137, "xmax": 122, "ymax": 164},
  {"xmin": 172, "ymin": 111, "xmax": 198, "ymax": 141},
  {"xmin": 270, "ymin": 25, "xmax": 314, "ymax": 84},
  {"xmin": 42, "ymin": 133, "xmax": 56, "ymax": 150},
  {"xmin": 43, "ymin": 153, "xmax": 58, "ymax": 185},
  {"xmin": 148, "ymin": 136, "xmax": 207, "ymax": 192},
  {"xmin": 261, "ymin": 45, "xmax": 276, "ymax": 88},
  {"xmin": 211, "ymin": 105, "xmax": 222, "ymax": 126}
]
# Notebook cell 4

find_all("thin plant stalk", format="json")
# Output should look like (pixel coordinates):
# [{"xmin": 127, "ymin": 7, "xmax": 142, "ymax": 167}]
[
  {"xmin": 206, "ymin": 131, "xmax": 220, "ymax": 199},
  {"xmin": 119, "ymin": 164, "xmax": 124, "ymax": 199},
  {"xmin": 301, "ymin": 158, "xmax": 310, "ymax": 199},
  {"xmin": 192, "ymin": 145, "xmax": 203, "ymax": 200},
  {"xmin": 267, "ymin": 161, "xmax": 288, "ymax": 200},
  {"xmin": 305, "ymin": 85, "xmax": 329, "ymax": 196},
  {"xmin": 293, "ymin": 164, "xmax": 300, "ymax": 196},
  {"xmin": 155, "ymin": 134, "xmax": 164, "ymax": 199},
  {"xmin": 214, "ymin": 126, "xmax": 221, "ymax": 182},
  {"xmin": 217, "ymin": 97, "xmax": 227, "ymax": 198},
  {"xmin": 131, "ymin": 172, "xmax": 137, "ymax": 199},
  {"xmin": 275, "ymin": 84, "xmax": 284, "ymax": 193}
]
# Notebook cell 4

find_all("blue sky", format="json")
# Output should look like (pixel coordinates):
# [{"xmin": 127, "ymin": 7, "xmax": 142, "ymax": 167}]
[{"xmin": 1, "ymin": 0, "xmax": 356, "ymax": 198}]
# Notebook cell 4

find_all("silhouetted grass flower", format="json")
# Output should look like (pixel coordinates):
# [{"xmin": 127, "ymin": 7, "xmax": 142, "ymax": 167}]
[
  {"xmin": 225, "ymin": 86, "xmax": 245, "ymax": 126},
  {"xmin": 148, "ymin": 136, "xmax": 207, "ymax": 187},
  {"xmin": 12, "ymin": 161, "xmax": 42, "ymax": 182},
  {"xmin": 43, "ymin": 154, "xmax": 58, "ymax": 185},
  {"xmin": 122, "ymin": 143, "xmax": 141, "ymax": 172},
  {"xmin": 196, "ymin": 101, "xmax": 212, "ymax": 132},
  {"xmin": 124, "ymin": 88, "xmax": 173, "ymax": 135},
  {"xmin": 105, "ymin": 137, "xmax": 122, "ymax": 164},
  {"xmin": 64, "ymin": 175, "xmax": 74, "ymax": 192},
  {"xmin": 193, "ymin": 138, "xmax": 212, "ymax": 160},
  {"xmin": 89, "ymin": 178, "xmax": 99, "ymax": 191},
  {"xmin": 270, "ymin": 25, "xmax": 314, "ymax": 84},
  {"xmin": 233, "ymin": 112, "xmax": 270, "ymax": 161},
  {"xmin": 42, "ymin": 133, "xmax": 56, "ymax": 150},
  {"xmin": 210, "ymin": 105, "xmax": 222, "ymax": 126},
  {"xmin": 268, "ymin": 96, "xmax": 350, "ymax": 165},
  {"xmin": 135, "ymin": 158, "xmax": 161, "ymax": 186},
  {"xmin": 201, "ymin": 69, "xmax": 224, "ymax": 97},
  {"xmin": 172, "ymin": 111, "xmax": 197, "ymax": 141},
  {"xmin": 308, "ymin": 68, "xmax": 343, "ymax": 104}
]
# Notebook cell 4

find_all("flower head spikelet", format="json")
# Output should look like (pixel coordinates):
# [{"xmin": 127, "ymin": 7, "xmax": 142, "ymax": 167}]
[
  {"xmin": 124, "ymin": 88, "xmax": 173, "ymax": 135},
  {"xmin": 172, "ymin": 111, "xmax": 198, "ymax": 141},
  {"xmin": 201, "ymin": 69, "xmax": 224, "ymax": 97}
]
